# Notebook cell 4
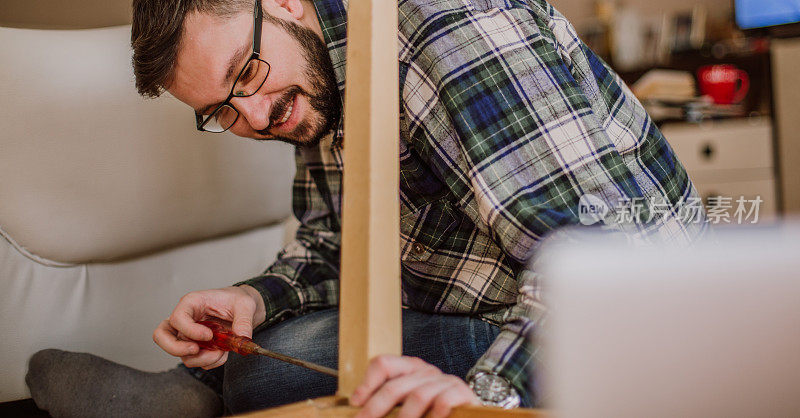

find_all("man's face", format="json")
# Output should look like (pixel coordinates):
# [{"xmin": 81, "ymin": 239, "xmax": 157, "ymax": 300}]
[{"xmin": 168, "ymin": 2, "xmax": 339, "ymax": 147}]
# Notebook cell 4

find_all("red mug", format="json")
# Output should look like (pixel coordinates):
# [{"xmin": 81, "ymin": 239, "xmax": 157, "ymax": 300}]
[{"xmin": 697, "ymin": 65, "xmax": 750, "ymax": 105}]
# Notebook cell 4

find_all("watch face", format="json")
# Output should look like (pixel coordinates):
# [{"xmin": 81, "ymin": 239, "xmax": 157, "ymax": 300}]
[{"xmin": 474, "ymin": 374, "xmax": 510, "ymax": 402}]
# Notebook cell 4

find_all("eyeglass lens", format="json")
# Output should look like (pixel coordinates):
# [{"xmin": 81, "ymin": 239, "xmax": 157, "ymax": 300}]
[{"xmin": 203, "ymin": 59, "xmax": 270, "ymax": 132}]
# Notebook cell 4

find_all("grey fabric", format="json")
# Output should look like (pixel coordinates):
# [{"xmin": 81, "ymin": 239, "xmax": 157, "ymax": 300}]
[{"xmin": 26, "ymin": 350, "xmax": 221, "ymax": 418}]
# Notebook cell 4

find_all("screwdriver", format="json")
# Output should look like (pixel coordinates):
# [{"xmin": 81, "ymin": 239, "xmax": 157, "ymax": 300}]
[{"xmin": 194, "ymin": 319, "xmax": 338, "ymax": 378}]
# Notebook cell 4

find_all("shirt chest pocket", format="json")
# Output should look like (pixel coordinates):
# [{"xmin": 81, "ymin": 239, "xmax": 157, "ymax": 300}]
[{"xmin": 400, "ymin": 200, "xmax": 460, "ymax": 263}]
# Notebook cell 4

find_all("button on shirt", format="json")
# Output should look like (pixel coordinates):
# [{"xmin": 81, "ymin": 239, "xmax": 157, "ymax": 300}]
[{"xmin": 238, "ymin": 0, "xmax": 708, "ymax": 405}]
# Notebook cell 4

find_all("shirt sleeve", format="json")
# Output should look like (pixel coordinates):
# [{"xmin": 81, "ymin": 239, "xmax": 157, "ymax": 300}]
[
  {"xmin": 235, "ymin": 148, "xmax": 340, "ymax": 330},
  {"xmin": 400, "ymin": 0, "xmax": 702, "ymax": 406}
]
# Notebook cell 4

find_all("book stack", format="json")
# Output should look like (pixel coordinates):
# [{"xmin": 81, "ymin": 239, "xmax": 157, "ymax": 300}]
[{"xmin": 632, "ymin": 69, "xmax": 745, "ymax": 122}]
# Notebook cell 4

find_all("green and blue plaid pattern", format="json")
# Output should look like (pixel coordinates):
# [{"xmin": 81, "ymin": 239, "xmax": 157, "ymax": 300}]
[{"xmin": 238, "ymin": 0, "xmax": 708, "ymax": 405}]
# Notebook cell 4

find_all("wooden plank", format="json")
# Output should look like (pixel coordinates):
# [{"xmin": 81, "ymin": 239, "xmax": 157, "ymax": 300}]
[
  {"xmin": 772, "ymin": 38, "xmax": 800, "ymax": 215},
  {"xmin": 337, "ymin": 0, "xmax": 402, "ymax": 397},
  {"xmin": 448, "ymin": 406, "xmax": 544, "ymax": 418},
  {"xmin": 238, "ymin": 396, "xmax": 546, "ymax": 418},
  {"xmin": 0, "ymin": 0, "xmax": 132, "ymax": 29}
]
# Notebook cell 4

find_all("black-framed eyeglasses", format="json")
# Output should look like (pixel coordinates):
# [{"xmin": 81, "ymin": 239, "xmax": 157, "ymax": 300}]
[{"xmin": 195, "ymin": 0, "xmax": 269, "ymax": 133}]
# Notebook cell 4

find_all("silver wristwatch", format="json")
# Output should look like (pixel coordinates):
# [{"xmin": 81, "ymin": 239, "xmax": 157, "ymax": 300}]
[{"xmin": 468, "ymin": 372, "xmax": 521, "ymax": 409}]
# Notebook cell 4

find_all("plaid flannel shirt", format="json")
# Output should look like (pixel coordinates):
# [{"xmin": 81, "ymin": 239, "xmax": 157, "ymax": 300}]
[{"xmin": 237, "ymin": 0, "xmax": 708, "ymax": 405}]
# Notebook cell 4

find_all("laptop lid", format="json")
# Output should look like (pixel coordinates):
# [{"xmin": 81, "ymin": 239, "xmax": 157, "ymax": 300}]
[{"xmin": 540, "ymin": 226, "xmax": 800, "ymax": 417}]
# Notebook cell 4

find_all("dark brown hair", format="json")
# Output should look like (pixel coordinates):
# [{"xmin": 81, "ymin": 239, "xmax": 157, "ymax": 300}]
[{"xmin": 131, "ymin": 0, "xmax": 252, "ymax": 98}]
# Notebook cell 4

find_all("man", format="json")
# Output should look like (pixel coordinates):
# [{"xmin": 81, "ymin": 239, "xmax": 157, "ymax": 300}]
[{"xmin": 26, "ymin": 0, "xmax": 707, "ymax": 416}]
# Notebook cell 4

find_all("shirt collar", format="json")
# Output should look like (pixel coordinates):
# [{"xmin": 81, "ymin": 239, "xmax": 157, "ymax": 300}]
[
  {"xmin": 311, "ymin": 0, "xmax": 348, "ymax": 147},
  {"xmin": 311, "ymin": 0, "xmax": 348, "ymax": 97}
]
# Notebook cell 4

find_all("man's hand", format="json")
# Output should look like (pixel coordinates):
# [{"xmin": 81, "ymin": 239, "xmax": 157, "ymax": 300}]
[
  {"xmin": 152, "ymin": 285, "xmax": 266, "ymax": 370},
  {"xmin": 350, "ymin": 355, "xmax": 479, "ymax": 418}
]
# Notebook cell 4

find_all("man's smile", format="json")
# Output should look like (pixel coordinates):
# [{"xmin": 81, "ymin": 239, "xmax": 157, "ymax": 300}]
[
  {"xmin": 268, "ymin": 87, "xmax": 301, "ymax": 131},
  {"xmin": 276, "ymin": 98, "xmax": 293, "ymax": 124}
]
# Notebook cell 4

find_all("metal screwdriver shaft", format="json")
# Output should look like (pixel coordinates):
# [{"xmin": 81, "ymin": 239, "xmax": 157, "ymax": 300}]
[
  {"xmin": 251, "ymin": 346, "xmax": 338, "ymax": 377},
  {"xmin": 195, "ymin": 319, "xmax": 338, "ymax": 378}
]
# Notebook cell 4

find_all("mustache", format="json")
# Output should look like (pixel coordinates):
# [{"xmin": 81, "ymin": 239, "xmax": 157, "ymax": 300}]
[{"xmin": 261, "ymin": 86, "xmax": 303, "ymax": 133}]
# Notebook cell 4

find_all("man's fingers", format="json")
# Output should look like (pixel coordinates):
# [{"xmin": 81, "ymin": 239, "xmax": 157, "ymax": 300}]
[
  {"xmin": 201, "ymin": 351, "xmax": 229, "ymax": 370},
  {"xmin": 170, "ymin": 293, "xmax": 212, "ymax": 341},
  {"xmin": 352, "ymin": 355, "xmax": 431, "ymax": 406},
  {"xmin": 153, "ymin": 286, "xmax": 265, "ymax": 362},
  {"xmin": 231, "ymin": 298, "xmax": 256, "ymax": 338},
  {"xmin": 181, "ymin": 348, "xmax": 227, "ymax": 369},
  {"xmin": 153, "ymin": 319, "xmax": 200, "ymax": 357},
  {"xmin": 397, "ymin": 378, "xmax": 459, "ymax": 418},
  {"xmin": 429, "ymin": 382, "xmax": 480, "ymax": 418},
  {"xmin": 354, "ymin": 370, "xmax": 441, "ymax": 418}
]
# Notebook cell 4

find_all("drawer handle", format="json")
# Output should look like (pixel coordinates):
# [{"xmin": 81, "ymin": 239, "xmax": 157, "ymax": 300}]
[{"xmin": 701, "ymin": 143, "xmax": 715, "ymax": 161}]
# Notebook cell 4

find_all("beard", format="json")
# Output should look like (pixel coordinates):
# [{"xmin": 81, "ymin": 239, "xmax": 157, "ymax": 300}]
[{"xmin": 255, "ymin": 13, "xmax": 340, "ymax": 148}]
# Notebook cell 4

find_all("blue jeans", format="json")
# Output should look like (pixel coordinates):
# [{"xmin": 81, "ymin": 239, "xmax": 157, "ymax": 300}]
[{"xmin": 186, "ymin": 309, "xmax": 501, "ymax": 414}]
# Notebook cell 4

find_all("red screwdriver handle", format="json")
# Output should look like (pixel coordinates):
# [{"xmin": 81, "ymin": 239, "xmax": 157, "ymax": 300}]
[
  {"xmin": 194, "ymin": 319, "xmax": 339, "ymax": 377},
  {"xmin": 196, "ymin": 319, "xmax": 257, "ymax": 355}
]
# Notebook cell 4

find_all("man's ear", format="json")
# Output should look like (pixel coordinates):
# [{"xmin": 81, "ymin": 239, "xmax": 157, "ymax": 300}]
[{"xmin": 271, "ymin": 0, "xmax": 304, "ymax": 20}]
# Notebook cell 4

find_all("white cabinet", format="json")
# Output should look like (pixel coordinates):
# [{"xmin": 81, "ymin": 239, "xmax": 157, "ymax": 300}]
[{"xmin": 661, "ymin": 118, "xmax": 777, "ymax": 225}]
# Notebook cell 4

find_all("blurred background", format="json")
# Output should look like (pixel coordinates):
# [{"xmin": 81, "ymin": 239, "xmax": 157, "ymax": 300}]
[{"xmin": 551, "ymin": 0, "xmax": 800, "ymax": 226}]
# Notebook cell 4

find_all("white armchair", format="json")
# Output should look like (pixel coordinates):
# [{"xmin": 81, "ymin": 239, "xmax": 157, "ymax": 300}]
[{"xmin": 0, "ymin": 24, "xmax": 296, "ymax": 402}]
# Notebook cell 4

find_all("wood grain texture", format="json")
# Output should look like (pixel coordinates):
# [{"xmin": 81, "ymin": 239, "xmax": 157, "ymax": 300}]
[
  {"xmin": 236, "ymin": 396, "xmax": 546, "ymax": 418},
  {"xmin": 0, "ymin": 0, "xmax": 131, "ymax": 29},
  {"xmin": 771, "ymin": 38, "xmax": 800, "ymax": 215},
  {"xmin": 337, "ymin": 0, "xmax": 403, "ymax": 397}
]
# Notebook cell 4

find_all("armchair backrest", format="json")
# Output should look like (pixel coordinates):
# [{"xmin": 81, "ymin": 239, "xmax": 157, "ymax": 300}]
[{"xmin": 0, "ymin": 25, "xmax": 295, "ymax": 263}]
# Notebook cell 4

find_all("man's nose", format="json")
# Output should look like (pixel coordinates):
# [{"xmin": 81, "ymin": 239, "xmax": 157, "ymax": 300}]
[{"xmin": 231, "ymin": 94, "xmax": 271, "ymax": 131}]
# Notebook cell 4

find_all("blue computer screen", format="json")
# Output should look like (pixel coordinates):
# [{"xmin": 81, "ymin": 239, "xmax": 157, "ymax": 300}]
[{"xmin": 736, "ymin": 0, "xmax": 800, "ymax": 29}]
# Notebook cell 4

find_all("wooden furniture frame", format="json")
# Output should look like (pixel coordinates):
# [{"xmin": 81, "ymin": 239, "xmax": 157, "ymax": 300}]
[
  {"xmin": 247, "ymin": 1, "xmax": 542, "ymax": 416},
  {"xmin": 240, "ymin": 396, "xmax": 540, "ymax": 417},
  {"xmin": 772, "ymin": 38, "xmax": 800, "ymax": 215}
]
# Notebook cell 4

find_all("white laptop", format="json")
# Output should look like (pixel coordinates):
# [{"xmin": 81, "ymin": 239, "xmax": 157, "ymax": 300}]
[{"xmin": 539, "ymin": 225, "xmax": 800, "ymax": 418}]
